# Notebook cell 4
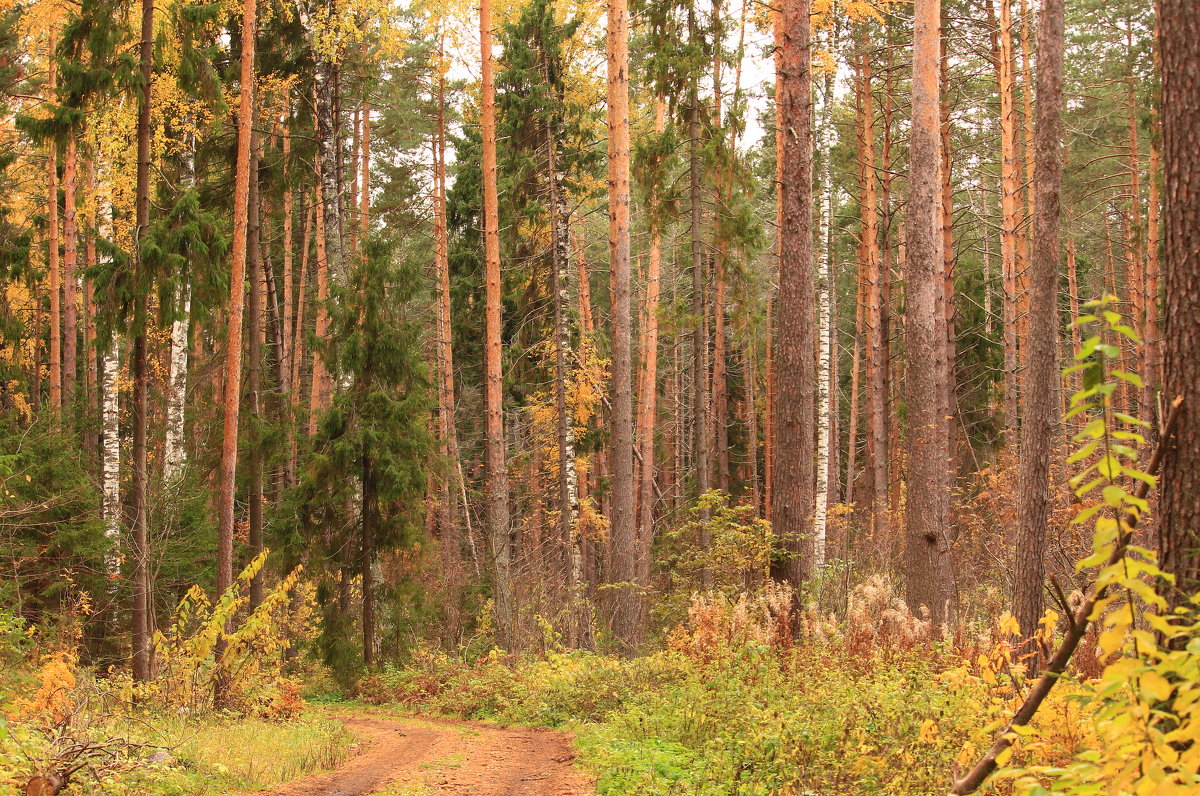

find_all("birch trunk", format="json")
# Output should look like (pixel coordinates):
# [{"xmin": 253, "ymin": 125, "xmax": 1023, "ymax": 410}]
[
  {"xmin": 814, "ymin": 30, "xmax": 835, "ymax": 572},
  {"xmin": 98, "ymin": 182, "xmax": 121, "ymax": 583},
  {"xmin": 164, "ymin": 135, "xmax": 196, "ymax": 486}
]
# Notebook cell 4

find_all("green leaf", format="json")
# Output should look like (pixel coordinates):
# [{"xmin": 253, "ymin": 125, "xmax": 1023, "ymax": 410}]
[
  {"xmin": 1102, "ymin": 484, "xmax": 1128, "ymax": 508},
  {"xmin": 1113, "ymin": 370, "xmax": 1145, "ymax": 388}
]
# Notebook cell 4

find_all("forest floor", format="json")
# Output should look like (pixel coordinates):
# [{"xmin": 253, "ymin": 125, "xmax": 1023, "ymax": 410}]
[{"xmin": 256, "ymin": 708, "xmax": 596, "ymax": 796}]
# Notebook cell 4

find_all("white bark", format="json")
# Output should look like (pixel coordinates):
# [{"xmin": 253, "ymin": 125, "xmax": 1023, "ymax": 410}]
[
  {"xmin": 164, "ymin": 136, "xmax": 195, "ymax": 485},
  {"xmin": 813, "ymin": 28, "xmax": 838, "ymax": 573},
  {"xmin": 99, "ymin": 186, "xmax": 121, "ymax": 581}
]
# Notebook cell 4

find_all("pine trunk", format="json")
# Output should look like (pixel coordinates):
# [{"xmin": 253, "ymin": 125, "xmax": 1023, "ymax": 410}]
[
  {"xmin": 47, "ymin": 33, "xmax": 60, "ymax": 414},
  {"xmin": 994, "ymin": 0, "xmax": 1021, "ymax": 435},
  {"xmin": 772, "ymin": 0, "xmax": 816, "ymax": 593},
  {"xmin": 607, "ymin": 0, "xmax": 639, "ymax": 645},
  {"xmin": 635, "ymin": 98, "xmax": 665, "ymax": 622},
  {"xmin": 247, "ymin": 140, "xmax": 265, "ymax": 610},
  {"xmin": 904, "ymin": 0, "xmax": 946, "ymax": 625},
  {"xmin": 130, "ymin": 0, "xmax": 154, "ymax": 686},
  {"xmin": 1157, "ymin": 0, "xmax": 1200, "ymax": 605},
  {"xmin": 216, "ymin": 0, "xmax": 257, "ymax": 699},
  {"xmin": 62, "ymin": 135, "xmax": 78, "ymax": 414},
  {"xmin": 1011, "ymin": 0, "xmax": 1063, "ymax": 642},
  {"xmin": 481, "ymin": 0, "xmax": 514, "ymax": 647}
]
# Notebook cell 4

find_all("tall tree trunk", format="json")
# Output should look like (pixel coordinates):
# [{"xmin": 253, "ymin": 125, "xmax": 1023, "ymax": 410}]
[
  {"xmin": 1012, "ymin": 0, "xmax": 1064, "ymax": 643},
  {"xmin": 164, "ymin": 135, "xmax": 196, "ymax": 486},
  {"xmin": 858, "ymin": 40, "xmax": 888, "ymax": 543},
  {"xmin": 281, "ymin": 101, "xmax": 294, "ymax": 397},
  {"xmin": 636, "ymin": 98, "xmax": 665, "ymax": 604},
  {"xmin": 993, "ymin": 0, "xmax": 1021, "ymax": 435},
  {"xmin": 1019, "ymin": 0, "xmax": 1035, "ymax": 285},
  {"xmin": 47, "ymin": 32, "xmax": 60, "ymax": 415},
  {"xmin": 216, "ymin": 0, "xmax": 257, "ymax": 698},
  {"xmin": 744, "ymin": 334, "xmax": 761, "ymax": 516},
  {"xmin": 688, "ymin": 4, "xmax": 712, "ymax": 582},
  {"xmin": 546, "ymin": 73, "xmax": 584, "ymax": 645},
  {"xmin": 1124, "ymin": 33, "xmax": 1146, "ymax": 418},
  {"xmin": 845, "ymin": 265, "xmax": 864, "ymax": 509},
  {"xmin": 309, "ymin": 178, "xmax": 331, "ymax": 435},
  {"xmin": 247, "ymin": 140, "xmax": 265, "ymax": 610},
  {"xmin": 362, "ymin": 453, "xmax": 376, "ymax": 667},
  {"xmin": 904, "ymin": 0, "xmax": 946, "ymax": 625},
  {"xmin": 772, "ymin": 0, "xmax": 815, "ymax": 594},
  {"xmin": 62, "ymin": 135, "xmax": 78, "ymax": 415},
  {"xmin": 84, "ymin": 163, "xmax": 98, "ymax": 461},
  {"xmin": 814, "ymin": 21, "xmax": 836, "ymax": 571},
  {"xmin": 938, "ymin": 13, "xmax": 958, "ymax": 625},
  {"xmin": 98, "ymin": 182, "xmax": 121, "ymax": 588},
  {"xmin": 1145, "ymin": 106, "xmax": 1161, "ymax": 420},
  {"xmin": 130, "ymin": 0, "xmax": 154, "ymax": 686},
  {"xmin": 292, "ymin": 200, "xmax": 313, "ymax": 446},
  {"xmin": 1156, "ymin": 0, "xmax": 1200, "ymax": 606},
  {"xmin": 312, "ymin": 56, "xmax": 344, "ymax": 281},
  {"xmin": 481, "ymin": 0, "xmax": 514, "ymax": 647},
  {"xmin": 607, "ymin": 0, "xmax": 639, "ymax": 645},
  {"xmin": 879, "ymin": 35, "xmax": 897, "ymax": 528}
]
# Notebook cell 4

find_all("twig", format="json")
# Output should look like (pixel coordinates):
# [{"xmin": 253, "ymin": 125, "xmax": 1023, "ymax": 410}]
[
  {"xmin": 951, "ymin": 395, "xmax": 1184, "ymax": 795},
  {"xmin": 1048, "ymin": 575, "xmax": 1077, "ymax": 633}
]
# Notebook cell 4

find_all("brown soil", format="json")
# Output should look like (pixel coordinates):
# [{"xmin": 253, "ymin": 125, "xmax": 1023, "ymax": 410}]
[{"xmin": 259, "ymin": 712, "xmax": 595, "ymax": 796}]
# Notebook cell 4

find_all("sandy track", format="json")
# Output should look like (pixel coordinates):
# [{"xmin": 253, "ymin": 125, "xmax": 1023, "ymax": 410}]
[{"xmin": 259, "ymin": 712, "xmax": 595, "ymax": 796}]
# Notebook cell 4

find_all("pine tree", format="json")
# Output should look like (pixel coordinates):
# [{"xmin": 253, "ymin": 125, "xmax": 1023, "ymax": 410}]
[
  {"xmin": 904, "ymin": 0, "xmax": 946, "ymax": 625},
  {"xmin": 771, "ymin": 0, "xmax": 815, "ymax": 594}
]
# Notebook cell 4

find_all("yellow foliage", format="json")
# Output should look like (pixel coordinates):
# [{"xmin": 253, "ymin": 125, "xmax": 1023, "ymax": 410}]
[{"xmin": 10, "ymin": 651, "xmax": 77, "ymax": 725}]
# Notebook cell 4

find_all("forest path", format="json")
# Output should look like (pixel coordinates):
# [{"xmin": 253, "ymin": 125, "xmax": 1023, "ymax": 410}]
[{"xmin": 258, "ymin": 709, "xmax": 595, "ymax": 796}]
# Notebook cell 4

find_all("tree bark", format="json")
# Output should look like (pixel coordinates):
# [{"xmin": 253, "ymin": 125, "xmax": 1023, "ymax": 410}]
[
  {"xmin": 1012, "ymin": 0, "xmax": 1064, "ymax": 643},
  {"xmin": 62, "ymin": 135, "xmax": 77, "ymax": 415},
  {"xmin": 216, "ymin": 0, "xmax": 257, "ymax": 698},
  {"xmin": 858, "ymin": 40, "xmax": 889, "ymax": 543},
  {"xmin": 905, "ymin": 0, "xmax": 946, "ymax": 625},
  {"xmin": 688, "ymin": 3, "xmax": 712, "ymax": 584},
  {"xmin": 309, "ymin": 178, "xmax": 331, "ymax": 435},
  {"xmin": 993, "ymin": 0, "xmax": 1022, "ymax": 435},
  {"xmin": 130, "ymin": 0, "xmax": 154, "ymax": 686},
  {"xmin": 98, "ymin": 182, "xmax": 121, "ymax": 588},
  {"xmin": 47, "ymin": 32, "xmax": 60, "ymax": 415},
  {"xmin": 362, "ymin": 453, "xmax": 376, "ymax": 667},
  {"xmin": 607, "ymin": 0, "xmax": 639, "ymax": 645},
  {"xmin": 814, "ymin": 25, "xmax": 836, "ymax": 571},
  {"xmin": 247, "ymin": 139, "xmax": 265, "ymax": 610},
  {"xmin": 546, "ymin": 64, "xmax": 584, "ymax": 645},
  {"xmin": 481, "ymin": 0, "xmax": 514, "ymax": 647},
  {"xmin": 164, "ymin": 135, "xmax": 195, "ymax": 486},
  {"xmin": 1157, "ymin": 0, "xmax": 1200, "ymax": 606},
  {"xmin": 771, "ymin": 0, "xmax": 815, "ymax": 593}
]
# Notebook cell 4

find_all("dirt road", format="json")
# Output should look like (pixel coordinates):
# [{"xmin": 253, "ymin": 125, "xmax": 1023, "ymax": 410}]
[{"xmin": 259, "ymin": 712, "xmax": 595, "ymax": 796}]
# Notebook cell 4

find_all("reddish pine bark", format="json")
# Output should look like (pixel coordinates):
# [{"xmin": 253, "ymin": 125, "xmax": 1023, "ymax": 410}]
[
  {"xmin": 217, "ymin": 0, "xmax": 257, "ymax": 633},
  {"xmin": 481, "ymin": 0, "xmax": 514, "ymax": 646},
  {"xmin": 607, "ymin": 0, "xmax": 639, "ymax": 645},
  {"xmin": 1157, "ymin": 0, "xmax": 1200, "ymax": 605},
  {"xmin": 1012, "ymin": 0, "xmax": 1064, "ymax": 642},
  {"xmin": 904, "ymin": 0, "xmax": 946, "ymax": 624},
  {"xmin": 771, "ymin": 0, "xmax": 816, "ymax": 592}
]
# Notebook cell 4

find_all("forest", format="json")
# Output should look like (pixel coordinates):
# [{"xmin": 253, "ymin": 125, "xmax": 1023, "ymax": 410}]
[{"xmin": 1, "ymin": 0, "xmax": 1199, "ymax": 790}]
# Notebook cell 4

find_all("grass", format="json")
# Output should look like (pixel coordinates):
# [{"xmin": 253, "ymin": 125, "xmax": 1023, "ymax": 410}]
[
  {"xmin": 10, "ymin": 709, "xmax": 357, "ymax": 795},
  {"xmin": 170, "ymin": 712, "xmax": 352, "ymax": 790}
]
